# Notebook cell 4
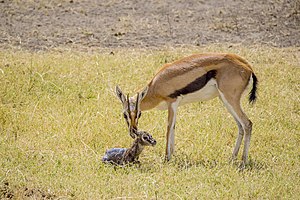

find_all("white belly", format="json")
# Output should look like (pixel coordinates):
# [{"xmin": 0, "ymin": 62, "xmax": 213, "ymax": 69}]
[{"xmin": 156, "ymin": 79, "xmax": 219, "ymax": 110}]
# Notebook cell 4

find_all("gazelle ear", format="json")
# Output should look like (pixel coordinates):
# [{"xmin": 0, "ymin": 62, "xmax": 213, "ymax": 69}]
[
  {"xmin": 135, "ymin": 86, "xmax": 148, "ymax": 111},
  {"xmin": 115, "ymin": 85, "xmax": 126, "ymax": 104},
  {"xmin": 137, "ymin": 86, "xmax": 148, "ymax": 103}
]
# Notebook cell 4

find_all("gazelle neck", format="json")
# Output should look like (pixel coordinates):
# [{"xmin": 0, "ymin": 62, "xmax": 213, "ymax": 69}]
[{"xmin": 138, "ymin": 86, "xmax": 162, "ymax": 111}]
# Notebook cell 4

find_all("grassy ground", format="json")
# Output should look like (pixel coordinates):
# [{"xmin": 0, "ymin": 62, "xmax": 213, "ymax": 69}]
[{"xmin": 0, "ymin": 45, "xmax": 299, "ymax": 199}]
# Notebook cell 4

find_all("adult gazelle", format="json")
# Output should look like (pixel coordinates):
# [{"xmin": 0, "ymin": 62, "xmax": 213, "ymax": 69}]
[{"xmin": 116, "ymin": 53, "xmax": 258, "ymax": 168}]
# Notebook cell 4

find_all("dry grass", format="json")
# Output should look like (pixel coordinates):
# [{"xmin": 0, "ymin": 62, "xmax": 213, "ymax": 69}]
[{"xmin": 0, "ymin": 45, "xmax": 299, "ymax": 199}]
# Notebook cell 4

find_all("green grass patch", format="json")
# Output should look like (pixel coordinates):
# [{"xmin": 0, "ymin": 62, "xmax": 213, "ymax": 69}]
[{"xmin": 0, "ymin": 46, "xmax": 299, "ymax": 199}]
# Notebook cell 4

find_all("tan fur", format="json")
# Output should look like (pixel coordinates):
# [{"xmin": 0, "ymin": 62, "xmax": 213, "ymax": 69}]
[{"xmin": 140, "ymin": 53, "xmax": 253, "ymax": 111}]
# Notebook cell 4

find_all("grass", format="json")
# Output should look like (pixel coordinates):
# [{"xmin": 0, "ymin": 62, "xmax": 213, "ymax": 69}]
[{"xmin": 0, "ymin": 45, "xmax": 299, "ymax": 199}]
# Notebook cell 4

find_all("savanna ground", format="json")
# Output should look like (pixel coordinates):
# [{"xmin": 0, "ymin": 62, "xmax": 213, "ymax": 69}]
[{"xmin": 0, "ymin": 0, "xmax": 299, "ymax": 199}]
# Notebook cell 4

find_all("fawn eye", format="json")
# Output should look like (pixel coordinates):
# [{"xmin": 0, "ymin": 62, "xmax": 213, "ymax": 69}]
[{"xmin": 142, "ymin": 136, "xmax": 148, "ymax": 140}]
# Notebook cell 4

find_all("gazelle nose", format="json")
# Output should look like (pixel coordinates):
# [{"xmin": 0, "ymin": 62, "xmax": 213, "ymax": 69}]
[
  {"xmin": 131, "ymin": 127, "xmax": 137, "ymax": 134},
  {"xmin": 152, "ymin": 140, "xmax": 157, "ymax": 146}
]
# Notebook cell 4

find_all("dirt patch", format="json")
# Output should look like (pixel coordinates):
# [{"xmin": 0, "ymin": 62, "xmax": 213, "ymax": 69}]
[
  {"xmin": 22, "ymin": 187, "xmax": 56, "ymax": 199},
  {"xmin": 0, "ymin": 182, "xmax": 56, "ymax": 200},
  {"xmin": 0, "ymin": 0, "xmax": 299, "ymax": 51},
  {"xmin": 0, "ymin": 182, "xmax": 14, "ymax": 199}
]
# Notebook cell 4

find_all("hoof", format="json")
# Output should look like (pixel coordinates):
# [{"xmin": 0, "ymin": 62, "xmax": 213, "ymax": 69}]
[
  {"xmin": 164, "ymin": 155, "xmax": 171, "ymax": 162},
  {"xmin": 238, "ymin": 162, "xmax": 246, "ymax": 171}
]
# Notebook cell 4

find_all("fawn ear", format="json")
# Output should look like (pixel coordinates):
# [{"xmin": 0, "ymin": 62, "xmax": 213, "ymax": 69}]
[
  {"xmin": 135, "ymin": 131, "xmax": 142, "ymax": 138},
  {"xmin": 115, "ymin": 85, "xmax": 126, "ymax": 104}
]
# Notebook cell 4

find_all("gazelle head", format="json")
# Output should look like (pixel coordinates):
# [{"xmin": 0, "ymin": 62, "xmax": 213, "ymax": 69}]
[
  {"xmin": 137, "ymin": 130, "xmax": 157, "ymax": 146},
  {"xmin": 115, "ymin": 85, "xmax": 148, "ymax": 139}
]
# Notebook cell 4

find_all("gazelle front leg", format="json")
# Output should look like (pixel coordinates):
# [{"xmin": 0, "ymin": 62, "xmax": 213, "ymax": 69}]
[{"xmin": 165, "ymin": 99, "xmax": 180, "ymax": 161}]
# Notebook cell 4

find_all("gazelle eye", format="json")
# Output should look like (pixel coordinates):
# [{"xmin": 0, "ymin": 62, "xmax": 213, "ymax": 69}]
[
  {"xmin": 123, "ymin": 113, "xmax": 128, "ymax": 119},
  {"xmin": 138, "ymin": 112, "xmax": 142, "ymax": 118}
]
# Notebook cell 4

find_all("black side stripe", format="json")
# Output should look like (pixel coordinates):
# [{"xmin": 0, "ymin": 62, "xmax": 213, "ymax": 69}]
[{"xmin": 168, "ymin": 70, "xmax": 217, "ymax": 98}]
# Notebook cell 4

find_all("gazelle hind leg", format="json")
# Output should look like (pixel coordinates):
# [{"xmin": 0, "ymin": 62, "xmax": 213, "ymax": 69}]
[
  {"xmin": 218, "ymin": 90, "xmax": 252, "ymax": 168},
  {"xmin": 231, "ymin": 118, "xmax": 244, "ymax": 162},
  {"xmin": 242, "ymin": 119, "xmax": 252, "ymax": 167}
]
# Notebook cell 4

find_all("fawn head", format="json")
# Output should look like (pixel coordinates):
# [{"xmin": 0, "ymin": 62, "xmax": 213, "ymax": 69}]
[
  {"xmin": 115, "ymin": 85, "xmax": 148, "ymax": 139},
  {"xmin": 137, "ymin": 130, "xmax": 156, "ymax": 146}
]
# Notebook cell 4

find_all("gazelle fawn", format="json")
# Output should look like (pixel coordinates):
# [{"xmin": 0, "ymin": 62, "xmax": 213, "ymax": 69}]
[
  {"xmin": 115, "ymin": 53, "xmax": 258, "ymax": 168},
  {"xmin": 102, "ymin": 130, "xmax": 156, "ymax": 165}
]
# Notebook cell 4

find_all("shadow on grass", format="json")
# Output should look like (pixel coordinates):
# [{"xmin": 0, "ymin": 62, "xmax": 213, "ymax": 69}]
[
  {"xmin": 99, "ymin": 154, "xmax": 269, "ymax": 174},
  {"xmin": 244, "ymin": 159, "xmax": 269, "ymax": 171},
  {"xmin": 172, "ymin": 156, "xmax": 220, "ymax": 170},
  {"xmin": 170, "ymin": 154, "xmax": 269, "ymax": 172}
]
